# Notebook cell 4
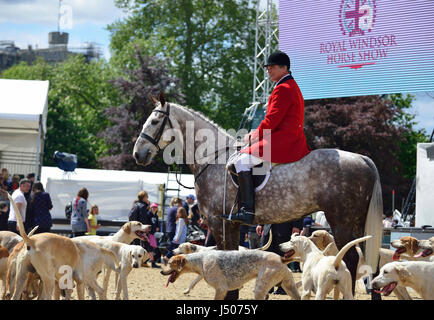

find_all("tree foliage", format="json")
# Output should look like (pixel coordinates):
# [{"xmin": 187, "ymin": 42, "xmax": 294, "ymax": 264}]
[
  {"xmin": 304, "ymin": 94, "xmax": 428, "ymax": 213},
  {"xmin": 108, "ymin": 0, "xmax": 258, "ymax": 130},
  {"xmin": 1, "ymin": 56, "xmax": 120, "ymax": 168},
  {"xmin": 98, "ymin": 47, "xmax": 185, "ymax": 171},
  {"xmin": 387, "ymin": 93, "xmax": 428, "ymax": 179}
]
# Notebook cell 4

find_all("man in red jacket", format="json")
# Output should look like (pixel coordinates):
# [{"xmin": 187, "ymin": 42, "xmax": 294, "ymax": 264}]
[{"xmin": 222, "ymin": 51, "xmax": 311, "ymax": 225}]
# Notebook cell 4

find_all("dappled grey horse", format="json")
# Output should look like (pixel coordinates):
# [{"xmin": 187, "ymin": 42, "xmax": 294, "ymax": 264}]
[{"xmin": 133, "ymin": 93, "xmax": 383, "ymax": 298}]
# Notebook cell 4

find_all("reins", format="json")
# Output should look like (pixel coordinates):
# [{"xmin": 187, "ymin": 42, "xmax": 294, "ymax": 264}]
[{"xmin": 174, "ymin": 145, "xmax": 239, "ymax": 189}]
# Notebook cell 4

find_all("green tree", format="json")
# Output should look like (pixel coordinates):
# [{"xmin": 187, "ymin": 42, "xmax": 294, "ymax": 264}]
[
  {"xmin": 1, "ymin": 56, "xmax": 120, "ymax": 168},
  {"xmin": 108, "ymin": 0, "xmax": 258, "ymax": 130},
  {"xmin": 387, "ymin": 93, "xmax": 428, "ymax": 179},
  {"xmin": 98, "ymin": 47, "xmax": 184, "ymax": 171},
  {"xmin": 304, "ymin": 94, "xmax": 428, "ymax": 214}
]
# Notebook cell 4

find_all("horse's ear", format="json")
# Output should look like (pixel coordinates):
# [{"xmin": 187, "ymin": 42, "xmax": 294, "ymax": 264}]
[
  {"xmin": 159, "ymin": 91, "xmax": 166, "ymax": 107},
  {"xmin": 149, "ymin": 93, "xmax": 158, "ymax": 105}
]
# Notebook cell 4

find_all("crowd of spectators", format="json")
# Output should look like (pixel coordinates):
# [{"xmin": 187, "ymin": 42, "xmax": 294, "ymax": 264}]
[
  {"xmin": 2, "ymin": 167, "xmax": 334, "ymax": 275},
  {"xmin": 127, "ymin": 192, "xmax": 205, "ymax": 268},
  {"xmin": 0, "ymin": 168, "xmax": 43, "ymax": 233}
]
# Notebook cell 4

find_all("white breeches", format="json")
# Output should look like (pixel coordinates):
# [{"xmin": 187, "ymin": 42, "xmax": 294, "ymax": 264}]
[{"xmin": 234, "ymin": 153, "xmax": 264, "ymax": 173}]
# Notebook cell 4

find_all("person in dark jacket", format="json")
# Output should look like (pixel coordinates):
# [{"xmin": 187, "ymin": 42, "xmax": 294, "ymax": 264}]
[
  {"xmin": 28, "ymin": 181, "xmax": 53, "ymax": 234},
  {"xmin": 0, "ymin": 201, "xmax": 9, "ymax": 231},
  {"xmin": 23, "ymin": 173, "xmax": 35, "ymax": 231},
  {"xmin": 183, "ymin": 194, "xmax": 201, "ymax": 227},
  {"xmin": 166, "ymin": 197, "xmax": 183, "ymax": 244},
  {"xmin": 146, "ymin": 202, "xmax": 161, "ymax": 268},
  {"xmin": 129, "ymin": 190, "xmax": 151, "ymax": 246}
]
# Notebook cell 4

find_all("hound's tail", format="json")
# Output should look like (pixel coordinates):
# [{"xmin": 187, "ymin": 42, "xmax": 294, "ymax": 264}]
[
  {"xmin": 7, "ymin": 194, "xmax": 33, "ymax": 249},
  {"xmin": 257, "ymin": 230, "xmax": 272, "ymax": 251},
  {"xmin": 28, "ymin": 226, "xmax": 39, "ymax": 237},
  {"xmin": 333, "ymin": 235, "xmax": 372, "ymax": 270},
  {"xmin": 362, "ymin": 156, "xmax": 384, "ymax": 274}
]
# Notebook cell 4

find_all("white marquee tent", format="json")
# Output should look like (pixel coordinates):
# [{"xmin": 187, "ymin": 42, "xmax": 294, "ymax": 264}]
[
  {"xmin": 41, "ymin": 166, "xmax": 195, "ymax": 221},
  {"xmin": 0, "ymin": 79, "xmax": 49, "ymax": 179},
  {"xmin": 415, "ymin": 143, "xmax": 434, "ymax": 227}
]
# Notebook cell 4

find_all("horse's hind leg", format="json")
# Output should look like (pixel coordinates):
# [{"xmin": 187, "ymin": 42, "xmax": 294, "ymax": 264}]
[
  {"xmin": 329, "ymin": 224, "xmax": 360, "ymax": 296},
  {"xmin": 341, "ymin": 246, "xmax": 358, "ymax": 295},
  {"xmin": 335, "ymin": 230, "xmax": 382, "ymax": 300}
]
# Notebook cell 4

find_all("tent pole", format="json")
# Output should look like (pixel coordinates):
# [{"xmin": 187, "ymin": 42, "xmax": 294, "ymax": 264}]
[{"xmin": 35, "ymin": 114, "xmax": 42, "ymax": 180}]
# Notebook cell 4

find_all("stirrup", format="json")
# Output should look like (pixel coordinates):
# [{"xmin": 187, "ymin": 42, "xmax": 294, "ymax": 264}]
[{"xmin": 221, "ymin": 208, "xmax": 255, "ymax": 226}]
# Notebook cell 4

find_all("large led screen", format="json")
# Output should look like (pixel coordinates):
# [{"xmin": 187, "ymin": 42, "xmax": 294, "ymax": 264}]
[{"xmin": 279, "ymin": 0, "xmax": 434, "ymax": 99}]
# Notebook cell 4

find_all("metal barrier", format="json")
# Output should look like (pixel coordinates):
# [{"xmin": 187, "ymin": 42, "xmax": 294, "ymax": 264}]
[
  {"xmin": 50, "ymin": 218, "xmax": 126, "ymax": 237},
  {"xmin": 306, "ymin": 226, "xmax": 434, "ymax": 249}
]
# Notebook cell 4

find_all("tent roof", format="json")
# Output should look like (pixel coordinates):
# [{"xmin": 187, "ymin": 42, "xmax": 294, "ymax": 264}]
[
  {"xmin": 41, "ymin": 166, "xmax": 196, "ymax": 198},
  {"xmin": 0, "ymin": 79, "xmax": 49, "ymax": 132}
]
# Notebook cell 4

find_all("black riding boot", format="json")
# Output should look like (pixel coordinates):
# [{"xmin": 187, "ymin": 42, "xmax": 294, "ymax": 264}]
[{"xmin": 222, "ymin": 171, "xmax": 255, "ymax": 225}]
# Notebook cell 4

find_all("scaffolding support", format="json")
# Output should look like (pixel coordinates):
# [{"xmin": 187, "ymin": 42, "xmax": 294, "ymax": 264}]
[{"xmin": 241, "ymin": 0, "xmax": 279, "ymax": 132}]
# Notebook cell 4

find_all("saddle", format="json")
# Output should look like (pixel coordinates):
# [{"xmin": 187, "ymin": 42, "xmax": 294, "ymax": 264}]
[{"xmin": 226, "ymin": 151, "xmax": 276, "ymax": 192}]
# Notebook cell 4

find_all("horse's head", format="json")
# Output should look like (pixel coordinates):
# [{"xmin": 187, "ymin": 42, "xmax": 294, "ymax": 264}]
[{"xmin": 133, "ymin": 91, "xmax": 176, "ymax": 166}]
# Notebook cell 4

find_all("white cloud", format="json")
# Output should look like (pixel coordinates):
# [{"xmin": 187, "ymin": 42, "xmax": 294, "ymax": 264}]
[
  {"xmin": 1, "ymin": 29, "xmax": 47, "ymax": 49},
  {"xmin": 0, "ymin": 0, "xmax": 128, "ymax": 59},
  {"xmin": 0, "ymin": 0, "xmax": 127, "ymax": 26}
]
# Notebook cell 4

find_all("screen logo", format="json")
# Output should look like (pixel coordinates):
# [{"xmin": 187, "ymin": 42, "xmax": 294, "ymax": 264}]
[
  {"xmin": 319, "ymin": 0, "xmax": 394, "ymax": 69},
  {"xmin": 340, "ymin": 0, "xmax": 376, "ymax": 37}
]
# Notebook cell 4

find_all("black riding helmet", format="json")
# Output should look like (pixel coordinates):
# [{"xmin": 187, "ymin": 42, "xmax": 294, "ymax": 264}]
[{"xmin": 265, "ymin": 51, "xmax": 290, "ymax": 70}]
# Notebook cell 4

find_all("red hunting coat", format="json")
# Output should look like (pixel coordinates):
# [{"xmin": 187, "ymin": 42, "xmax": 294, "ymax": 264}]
[{"xmin": 241, "ymin": 75, "xmax": 311, "ymax": 163}]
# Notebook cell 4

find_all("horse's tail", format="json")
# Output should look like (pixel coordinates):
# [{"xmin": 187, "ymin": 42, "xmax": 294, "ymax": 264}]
[{"xmin": 362, "ymin": 156, "xmax": 383, "ymax": 274}]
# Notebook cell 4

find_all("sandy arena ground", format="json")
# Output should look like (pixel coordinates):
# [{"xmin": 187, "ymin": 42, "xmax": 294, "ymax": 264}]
[{"xmin": 78, "ymin": 264, "xmax": 421, "ymax": 300}]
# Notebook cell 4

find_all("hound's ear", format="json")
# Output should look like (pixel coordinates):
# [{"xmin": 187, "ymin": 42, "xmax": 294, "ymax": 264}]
[
  {"xmin": 410, "ymin": 237, "xmax": 419, "ymax": 254},
  {"xmin": 395, "ymin": 264, "xmax": 411, "ymax": 282},
  {"xmin": 122, "ymin": 222, "xmax": 132, "ymax": 235},
  {"xmin": 190, "ymin": 244, "xmax": 197, "ymax": 252},
  {"xmin": 174, "ymin": 255, "xmax": 186, "ymax": 271},
  {"xmin": 149, "ymin": 93, "xmax": 158, "ymax": 105},
  {"xmin": 159, "ymin": 91, "xmax": 166, "ymax": 107},
  {"xmin": 321, "ymin": 234, "xmax": 328, "ymax": 248}
]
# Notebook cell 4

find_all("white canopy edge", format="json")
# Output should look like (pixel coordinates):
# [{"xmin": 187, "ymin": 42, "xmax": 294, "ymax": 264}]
[
  {"xmin": 41, "ymin": 166, "xmax": 196, "ymax": 221},
  {"xmin": 415, "ymin": 143, "xmax": 434, "ymax": 227},
  {"xmin": 0, "ymin": 79, "xmax": 49, "ymax": 133}
]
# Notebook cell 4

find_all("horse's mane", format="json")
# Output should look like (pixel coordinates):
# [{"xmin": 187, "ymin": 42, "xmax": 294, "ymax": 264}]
[{"xmin": 170, "ymin": 102, "xmax": 234, "ymax": 139}]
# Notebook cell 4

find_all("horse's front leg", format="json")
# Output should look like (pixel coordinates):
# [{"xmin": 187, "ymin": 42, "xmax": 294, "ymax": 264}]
[{"xmin": 208, "ymin": 216, "xmax": 240, "ymax": 251}]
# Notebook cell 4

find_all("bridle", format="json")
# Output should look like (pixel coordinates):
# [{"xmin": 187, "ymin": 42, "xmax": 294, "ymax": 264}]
[
  {"xmin": 139, "ymin": 103, "xmax": 173, "ymax": 153},
  {"xmin": 138, "ymin": 103, "xmax": 240, "ymax": 189}
]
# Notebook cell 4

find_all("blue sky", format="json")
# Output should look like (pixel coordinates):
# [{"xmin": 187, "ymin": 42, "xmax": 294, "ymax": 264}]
[
  {"xmin": 408, "ymin": 92, "xmax": 434, "ymax": 136},
  {"xmin": 0, "ymin": 0, "xmax": 127, "ymax": 59},
  {"xmin": 1, "ymin": 0, "xmax": 433, "ymax": 135}
]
